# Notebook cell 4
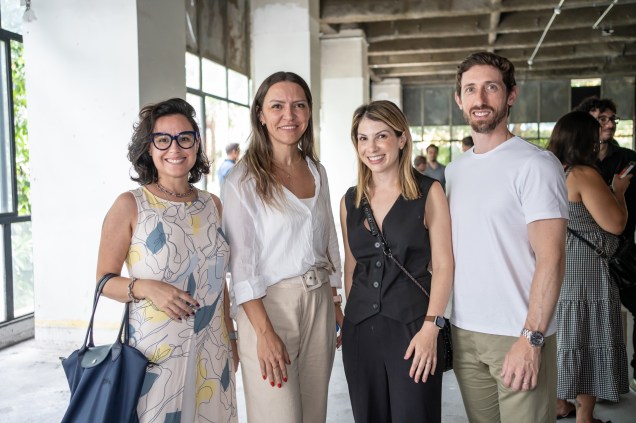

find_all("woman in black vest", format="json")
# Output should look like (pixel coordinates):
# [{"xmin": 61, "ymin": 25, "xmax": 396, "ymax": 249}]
[{"xmin": 340, "ymin": 100, "xmax": 453, "ymax": 422}]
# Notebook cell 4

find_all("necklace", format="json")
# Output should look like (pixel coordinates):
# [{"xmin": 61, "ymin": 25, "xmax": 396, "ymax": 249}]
[
  {"xmin": 156, "ymin": 181, "xmax": 194, "ymax": 198},
  {"xmin": 273, "ymin": 156, "xmax": 303, "ymax": 179}
]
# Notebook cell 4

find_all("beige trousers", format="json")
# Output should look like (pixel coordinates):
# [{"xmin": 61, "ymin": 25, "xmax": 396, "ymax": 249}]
[
  {"xmin": 236, "ymin": 279, "xmax": 336, "ymax": 423},
  {"xmin": 452, "ymin": 326, "xmax": 557, "ymax": 423}
]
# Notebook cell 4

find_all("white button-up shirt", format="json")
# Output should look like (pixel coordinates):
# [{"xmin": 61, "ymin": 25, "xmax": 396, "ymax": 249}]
[{"xmin": 221, "ymin": 158, "xmax": 342, "ymax": 316}]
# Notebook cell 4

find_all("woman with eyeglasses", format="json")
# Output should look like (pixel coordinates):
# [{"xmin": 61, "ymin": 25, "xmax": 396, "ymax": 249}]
[
  {"xmin": 222, "ymin": 71, "xmax": 343, "ymax": 422},
  {"xmin": 96, "ymin": 98, "xmax": 238, "ymax": 422},
  {"xmin": 547, "ymin": 111, "xmax": 630, "ymax": 422}
]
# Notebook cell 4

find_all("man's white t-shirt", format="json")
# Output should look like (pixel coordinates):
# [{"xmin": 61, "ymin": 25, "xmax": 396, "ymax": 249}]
[{"xmin": 446, "ymin": 136, "xmax": 568, "ymax": 337}]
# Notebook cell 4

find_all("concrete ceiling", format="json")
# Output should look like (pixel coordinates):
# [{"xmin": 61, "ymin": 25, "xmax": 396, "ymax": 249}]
[{"xmin": 320, "ymin": 0, "xmax": 636, "ymax": 85}]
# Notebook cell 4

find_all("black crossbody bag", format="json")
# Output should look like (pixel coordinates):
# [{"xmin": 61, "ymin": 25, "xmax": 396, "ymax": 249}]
[
  {"xmin": 567, "ymin": 227, "xmax": 636, "ymax": 290},
  {"xmin": 361, "ymin": 197, "xmax": 453, "ymax": 372}
]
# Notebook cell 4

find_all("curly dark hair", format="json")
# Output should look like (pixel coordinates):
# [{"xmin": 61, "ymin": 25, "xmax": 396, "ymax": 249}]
[
  {"xmin": 573, "ymin": 96, "xmax": 617, "ymax": 114},
  {"xmin": 547, "ymin": 111, "xmax": 600, "ymax": 168},
  {"xmin": 456, "ymin": 51, "xmax": 516, "ymax": 96},
  {"xmin": 128, "ymin": 98, "xmax": 210, "ymax": 185}
]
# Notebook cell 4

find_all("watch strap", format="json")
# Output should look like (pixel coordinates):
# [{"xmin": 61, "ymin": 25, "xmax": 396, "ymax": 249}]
[{"xmin": 424, "ymin": 315, "xmax": 445, "ymax": 329}]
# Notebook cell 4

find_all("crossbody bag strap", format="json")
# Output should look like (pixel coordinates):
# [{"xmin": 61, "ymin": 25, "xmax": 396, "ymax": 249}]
[
  {"xmin": 361, "ymin": 197, "xmax": 430, "ymax": 299},
  {"xmin": 567, "ymin": 227, "xmax": 607, "ymax": 258}
]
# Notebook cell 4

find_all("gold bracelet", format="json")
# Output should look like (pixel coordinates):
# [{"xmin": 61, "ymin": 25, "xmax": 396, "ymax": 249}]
[{"xmin": 127, "ymin": 277, "xmax": 140, "ymax": 303}]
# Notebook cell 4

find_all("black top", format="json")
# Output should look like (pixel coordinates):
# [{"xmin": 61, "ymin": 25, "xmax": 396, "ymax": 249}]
[
  {"xmin": 598, "ymin": 141, "xmax": 636, "ymax": 242},
  {"xmin": 344, "ymin": 171, "xmax": 436, "ymax": 325}
]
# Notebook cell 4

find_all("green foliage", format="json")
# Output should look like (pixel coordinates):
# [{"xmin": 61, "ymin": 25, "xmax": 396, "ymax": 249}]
[
  {"xmin": 11, "ymin": 221, "xmax": 34, "ymax": 315},
  {"xmin": 11, "ymin": 41, "xmax": 30, "ymax": 216}
]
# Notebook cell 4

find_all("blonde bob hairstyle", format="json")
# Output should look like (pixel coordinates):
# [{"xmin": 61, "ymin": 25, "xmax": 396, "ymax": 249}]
[
  {"xmin": 350, "ymin": 100, "xmax": 420, "ymax": 207},
  {"xmin": 241, "ymin": 71, "xmax": 318, "ymax": 206}
]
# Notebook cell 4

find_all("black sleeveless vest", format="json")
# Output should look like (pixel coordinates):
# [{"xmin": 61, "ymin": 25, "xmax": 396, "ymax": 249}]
[{"xmin": 344, "ymin": 172, "xmax": 435, "ymax": 325}]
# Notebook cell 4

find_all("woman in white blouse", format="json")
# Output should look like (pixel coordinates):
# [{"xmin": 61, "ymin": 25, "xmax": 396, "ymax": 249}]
[{"xmin": 222, "ymin": 71, "xmax": 343, "ymax": 423}]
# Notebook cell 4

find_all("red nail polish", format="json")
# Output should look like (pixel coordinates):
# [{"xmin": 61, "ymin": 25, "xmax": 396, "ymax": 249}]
[
  {"xmin": 283, "ymin": 377, "xmax": 288, "ymax": 382},
  {"xmin": 270, "ymin": 381, "xmax": 275, "ymax": 387},
  {"xmin": 262, "ymin": 374, "xmax": 266, "ymax": 380},
  {"xmin": 277, "ymin": 383, "xmax": 281, "ymax": 388}
]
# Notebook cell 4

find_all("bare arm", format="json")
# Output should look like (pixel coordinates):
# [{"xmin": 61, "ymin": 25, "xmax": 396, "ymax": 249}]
[
  {"xmin": 405, "ymin": 181, "xmax": 454, "ymax": 383},
  {"xmin": 568, "ymin": 166, "xmax": 629, "ymax": 235},
  {"xmin": 501, "ymin": 217, "xmax": 566, "ymax": 391},
  {"xmin": 213, "ymin": 194, "xmax": 239, "ymax": 371},
  {"xmin": 97, "ymin": 192, "xmax": 198, "ymax": 320}
]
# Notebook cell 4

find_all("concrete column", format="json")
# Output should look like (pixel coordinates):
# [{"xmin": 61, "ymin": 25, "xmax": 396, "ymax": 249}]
[
  {"xmin": 23, "ymin": 0, "xmax": 186, "ymax": 344},
  {"xmin": 372, "ymin": 78, "xmax": 402, "ymax": 108},
  {"xmin": 320, "ymin": 29, "xmax": 369, "ymax": 214},
  {"xmin": 250, "ymin": 0, "xmax": 321, "ymax": 147}
]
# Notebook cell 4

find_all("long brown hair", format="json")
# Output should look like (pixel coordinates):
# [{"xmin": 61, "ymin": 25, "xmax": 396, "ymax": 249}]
[
  {"xmin": 241, "ymin": 71, "xmax": 318, "ymax": 206},
  {"xmin": 350, "ymin": 100, "xmax": 420, "ymax": 207}
]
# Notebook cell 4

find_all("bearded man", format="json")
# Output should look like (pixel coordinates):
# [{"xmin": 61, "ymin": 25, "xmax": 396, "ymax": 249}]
[{"xmin": 445, "ymin": 52, "xmax": 569, "ymax": 423}]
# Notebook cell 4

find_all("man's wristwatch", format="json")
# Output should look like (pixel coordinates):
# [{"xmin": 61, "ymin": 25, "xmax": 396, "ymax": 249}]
[
  {"xmin": 521, "ymin": 328, "xmax": 545, "ymax": 347},
  {"xmin": 333, "ymin": 294, "xmax": 342, "ymax": 306},
  {"xmin": 424, "ymin": 315, "xmax": 446, "ymax": 330}
]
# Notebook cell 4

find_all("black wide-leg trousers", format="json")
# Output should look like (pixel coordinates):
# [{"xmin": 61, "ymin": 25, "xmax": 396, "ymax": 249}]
[{"xmin": 342, "ymin": 313, "xmax": 444, "ymax": 423}]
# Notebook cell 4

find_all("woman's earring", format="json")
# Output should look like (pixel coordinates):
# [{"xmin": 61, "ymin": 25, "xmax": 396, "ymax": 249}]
[{"xmin": 261, "ymin": 121, "xmax": 265, "ymax": 126}]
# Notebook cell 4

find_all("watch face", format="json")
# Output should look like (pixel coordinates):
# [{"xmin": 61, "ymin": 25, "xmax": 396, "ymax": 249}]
[
  {"xmin": 434, "ymin": 316, "xmax": 445, "ymax": 329},
  {"xmin": 529, "ymin": 331, "xmax": 544, "ymax": 346}
]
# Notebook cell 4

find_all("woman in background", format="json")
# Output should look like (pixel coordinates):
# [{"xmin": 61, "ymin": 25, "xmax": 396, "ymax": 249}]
[
  {"xmin": 340, "ymin": 100, "xmax": 453, "ymax": 422},
  {"xmin": 97, "ymin": 98, "xmax": 237, "ymax": 422},
  {"xmin": 548, "ymin": 111, "xmax": 630, "ymax": 423},
  {"xmin": 222, "ymin": 71, "xmax": 343, "ymax": 423}
]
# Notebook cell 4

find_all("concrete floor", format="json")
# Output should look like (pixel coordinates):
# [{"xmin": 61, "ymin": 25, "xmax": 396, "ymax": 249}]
[{"xmin": 0, "ymin": 339, "xmax": 634, "ymax": 422}]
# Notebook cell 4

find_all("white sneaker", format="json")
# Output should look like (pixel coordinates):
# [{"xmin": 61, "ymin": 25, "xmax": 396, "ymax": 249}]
[{"xmin": 630, "ymin": 378, "xmax": 636, "ymax": 394}]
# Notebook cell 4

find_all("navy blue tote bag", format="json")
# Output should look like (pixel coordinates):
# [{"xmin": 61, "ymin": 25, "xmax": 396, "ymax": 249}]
[{"xmin": 61, "ymin": 273, "xmax": 150, "ymax": 423}]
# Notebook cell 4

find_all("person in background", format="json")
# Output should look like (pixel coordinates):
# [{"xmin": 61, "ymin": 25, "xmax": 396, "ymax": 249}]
[
  {"xmin": 447, "ymin": 51, "xmax": 568, "ymax": 423},
  {"xmin": 96, "ymin": 98, "xmax": 238, "ymax": 422},
  {"xmin": 340, "ymin": 100, "xmax": 453, "ymax": 422},
  {"xmin": 547, "ymin": 111, "xmax": 630, "ymax": 423},
  {"xmin": 423, "ymin": 144, "xmax": 446, "ymax": 187},
  {"xmin": 461, "ymin": 135, "xmax": 474, "ymax": 152},
  {"xmin": 222, "ymin": 71, "xmax": 343, "ymax": 423},
  {"xmin": 217, "ymin": 142, "xmax": 240, "ymax": 186},
  {"xmin": 575, "ymin": 96, "xmax": 636, "ymax": 393},
  {"xmin": 414, "ymin": 154, "xmax": 427, "ymax": 174}
]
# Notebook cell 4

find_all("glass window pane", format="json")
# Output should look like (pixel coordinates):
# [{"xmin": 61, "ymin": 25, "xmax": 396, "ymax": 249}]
[
  {"xmin": 1, "ymin": 0, "xmax": 23, "ymax": 35},
  {"xmin": 185, "ymin": 52, "xmax": 200, "ymax": 90},
  {"xmin": 202, "ymin": 58, "xmax": 227, "ymax": 98},
  {"xmin": 539, "ymin": 122, "xmax": 556, "ymax": 139},
  {"xmin": 0, "ymin": 225, "xmax": 5, "ymax": 321},
  {"xmin": 423, "ymin": 87, "xmax": 450, "ymax": 125},
  {"xmin": 451, "ymin": 125, "xmax": 471, "ymax": 141},
  {"xmin": 616, "ymin": 119, "xmax": 634, "ymax": 149},
  {"xmin": 11, "ymin": 220, "xmax": 33, "ymax": 317},
  {"xmin": 0, "ymin": 40, "xmax": 13, "ymax": 214},
  {"xmin": 423, "ymin": 125, "xmax": 451, "ymax": 143},
  {"xmin": 228, "ymin": 103, "xmax": 250, "ymax": 150},
  {"xmin": 509, "ymin": 123, "xmax": 539, "ymax": 141},
  {"xmin": 186, "ymin": 93, "xmax": 204, "ymax": 130},
  {"xmin": 228, "ymin": 69, "xmax": 248, "ymax": 105},
  {"xmin": 12, "ymin": 41, "xmax": 29, "ymax": 216},
  {"xmin": 205, "ymin": 96, "xmax": 229, "ymax": 191}
]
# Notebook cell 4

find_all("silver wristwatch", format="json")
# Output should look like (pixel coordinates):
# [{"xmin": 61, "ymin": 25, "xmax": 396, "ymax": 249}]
[{"xmin": 521, "ymin": 328, "xmax": 545, "ymax": 347}]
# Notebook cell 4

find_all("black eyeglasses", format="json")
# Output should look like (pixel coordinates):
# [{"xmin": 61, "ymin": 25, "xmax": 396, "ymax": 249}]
[
  {"xmin": 150, "ymin": 131, "xmax": 198, "ymax": 150},
  {"xmin": 597, "ymin": 116, "xmax": 620, "ymax": 125}
]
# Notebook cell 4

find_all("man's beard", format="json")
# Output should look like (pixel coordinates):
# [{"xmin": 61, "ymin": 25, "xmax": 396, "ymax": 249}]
[{"xmin": 464, "ymin": 105, "xmax": 508, "ymax": 134}]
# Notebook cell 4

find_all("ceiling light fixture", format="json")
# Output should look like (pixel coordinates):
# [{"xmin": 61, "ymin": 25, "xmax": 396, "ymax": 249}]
[
  {"xmin": 20, "ymin": 0, "xmax": 36, "ymax": 22},
  {"xmin": 593, "ymin": 0, "xmax": 619, "ymax": 30},
  {"xmin": 527, "ymin": 0, "xmax": 565, "ymax": 67}
]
